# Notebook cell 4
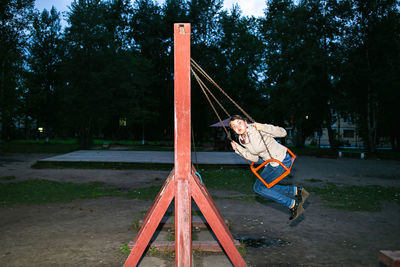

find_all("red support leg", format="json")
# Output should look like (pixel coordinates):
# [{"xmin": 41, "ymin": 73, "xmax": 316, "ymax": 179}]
[
  {"xmin": 190, "ymin": 170, "xmax": 247, "ymax": 267},
  {"xmin": 124, "ymin": 171, "xmax": 175, "ymax": 267}
]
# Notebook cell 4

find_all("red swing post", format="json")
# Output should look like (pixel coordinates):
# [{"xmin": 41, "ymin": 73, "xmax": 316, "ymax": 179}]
[{"xmin": 174, "ymin": 23, "xmax": 192, "ymax": 265}]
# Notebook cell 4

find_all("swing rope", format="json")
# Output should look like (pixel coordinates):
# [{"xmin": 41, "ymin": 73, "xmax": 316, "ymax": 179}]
[
  {"xmin": 191, "ymin": 59, "xmax": 255, "ymax": 123},
  {"xmin": 190, "ymin": 59, "xmax": 273, "ymax": 160},
  {"xmin": 191, "ymin": 68, "xmax": 232, "ymax": 141},
  {"xmin": 190, "ymin": 59, "xmax": 296, "ymax": 189}
]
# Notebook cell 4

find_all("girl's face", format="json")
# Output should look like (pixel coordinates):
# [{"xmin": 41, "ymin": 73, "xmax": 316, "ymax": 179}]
[{"xmin": 230, "ymin": 119, "xmax": 247, "ymax": 135}]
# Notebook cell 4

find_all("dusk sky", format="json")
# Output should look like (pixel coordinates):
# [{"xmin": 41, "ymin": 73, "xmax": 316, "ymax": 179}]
[{"xmin": 34, "ymin": 0, "xmax": 268, "ymax": 19}]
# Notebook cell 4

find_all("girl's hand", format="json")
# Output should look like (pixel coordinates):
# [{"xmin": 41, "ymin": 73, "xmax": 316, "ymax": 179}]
[
  {"xmin": 253, "ymin": 122, "xmax": 264, "ymax": 131},
  {"xmin": 231, "ymin": 141, "xmax": 239, "ymax": 150}
]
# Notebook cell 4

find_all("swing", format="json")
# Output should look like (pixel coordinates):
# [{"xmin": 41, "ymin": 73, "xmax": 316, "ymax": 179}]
[
  {"xmin": 190, "ymin": 59, "xmax": 297, "ymax": 188},
  {"xmin": 250, "ymin": 147, "xmax": 296, "ymax": 188}
]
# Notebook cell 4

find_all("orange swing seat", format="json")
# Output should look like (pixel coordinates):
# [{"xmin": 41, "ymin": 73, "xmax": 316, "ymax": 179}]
[{"xmin": 250, "ymin": 147, "xmax": 296, "ymax": 189}]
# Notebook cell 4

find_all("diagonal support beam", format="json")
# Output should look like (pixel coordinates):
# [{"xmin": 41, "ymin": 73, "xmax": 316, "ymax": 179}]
[
  {"xmin": 123, "ymin": 171, "xmax": 175, "ymax": 267},
  {"xmin": 190, "ymin": 169, "xmax": 247, "ymax": 266}
]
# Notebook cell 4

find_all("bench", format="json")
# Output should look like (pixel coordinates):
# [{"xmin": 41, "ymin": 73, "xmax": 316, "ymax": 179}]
[
  {"xmin": 338, "ymin": 150, "xmax": 366, "ymax": 159},
  {"xmin": 379, "ymin": 250, "xmax": 400, "ymax": 267}
]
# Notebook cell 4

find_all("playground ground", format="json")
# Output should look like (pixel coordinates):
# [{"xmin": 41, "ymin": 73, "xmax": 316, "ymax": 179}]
[{"xmin": 0, "ymin": 152, "xmax": 399, "ymax": 266}]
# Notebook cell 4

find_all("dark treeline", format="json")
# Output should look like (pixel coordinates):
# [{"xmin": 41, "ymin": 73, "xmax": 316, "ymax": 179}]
[{"xmin": 0, "ymin": 0, "xmax": 399, "ymax": 151}]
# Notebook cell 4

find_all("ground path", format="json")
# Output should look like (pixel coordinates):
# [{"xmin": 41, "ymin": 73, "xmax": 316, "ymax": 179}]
[{"xmin": 0, "ymin": 152, "xmax": 399, "ymax": 266}]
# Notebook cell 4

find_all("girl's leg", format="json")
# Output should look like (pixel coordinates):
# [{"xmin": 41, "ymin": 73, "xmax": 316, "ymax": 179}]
[
  {"xmin": 272, "ymin": 184, "xmax": 297, "ymax": 196},
  {"xmin": 253, "ymin": 179, "xmax": 295, "ymax": 208},
  {"xmin": 260, "ymin": 153, "xmax": 296, "ymax": 197}
]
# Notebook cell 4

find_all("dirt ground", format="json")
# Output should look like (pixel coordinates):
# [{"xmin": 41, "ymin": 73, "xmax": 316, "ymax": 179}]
[{"xmin": 0, "ymin": 153, "xmax": 399, "ymax": 266}]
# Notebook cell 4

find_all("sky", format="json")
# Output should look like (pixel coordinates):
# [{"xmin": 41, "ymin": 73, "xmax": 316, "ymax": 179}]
[{"xmin": 34, "ymin": 0, "xmax": 267, "ymax": 20}]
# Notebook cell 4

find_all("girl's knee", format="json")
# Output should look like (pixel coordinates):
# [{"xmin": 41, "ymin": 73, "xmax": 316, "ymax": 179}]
[
  {"xmin": 253, "ymin": 181, "xmax": 262, "ymax": 193},
  {"xmin": 253, "ymin": 183, "xmax": 259, "ymax": 193},
  {"xmin": 254, "ymin": 180, "xmax": 269, "ymax": 194}
]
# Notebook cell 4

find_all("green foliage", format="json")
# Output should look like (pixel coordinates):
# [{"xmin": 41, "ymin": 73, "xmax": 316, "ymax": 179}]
[
  {"xmin": 24, "ymin": 7, "xmax": 63, "ymax": 139},
  {"xmin": 309, "ymin": 183, "xmax": 400, "ymax": 211},
  {"xmin": 125, "ymin": 186, "xmax": 162, "ymax": 201},
  {"xmin": 119, "ymin": 243, "xmax": 131, "ymax": 255},
  {"xmin": 305, "ymin": 178, "xmax": 323, "ymax": 183},
  {"xmin": 1, "ymin": 173, "xmax": 400, "ymax": 214},
  {"xmin": 31, "ymin": 161, "xmax": 174, "ymax": 170},
  {"xmin": 0, "ymin": 0, "xmax": 398, "ymax": 152},
  {"xmin": 0, "ymin": 141, "xmax": 79, "ymax": 153},
  {"xmin": 0, "ymin": 176, "xmax": 16, "ymax": 181},
  {"xmin": 0, "ymin": 179, "xmax": 118, "ymax": 205},
  {"xmin": 199, "ymin": 167, "xmax": 255, "ymax": 194},
  {"xmin": 0, "ymin": 0, "xmax": 35, "ymax": 140},
  {"xmin": 62, "ymin": 0, "xmax": 158, "ymax": 147}
]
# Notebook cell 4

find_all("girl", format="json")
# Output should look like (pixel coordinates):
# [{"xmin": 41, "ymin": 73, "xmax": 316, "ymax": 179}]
[{"xmin": 229, "ymin": 115, "xmax": 309, "ymax": 221}]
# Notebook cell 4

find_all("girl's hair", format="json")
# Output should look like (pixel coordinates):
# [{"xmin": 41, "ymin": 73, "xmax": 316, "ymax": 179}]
[{"xmin": 229, "ymin": 115, "xmax": 246, "ymax": 127}]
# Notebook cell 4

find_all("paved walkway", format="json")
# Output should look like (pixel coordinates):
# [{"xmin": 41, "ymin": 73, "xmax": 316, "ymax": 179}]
[{"xmin": 39, "ymin": 150, "xmax": 251, "ymax": 165}]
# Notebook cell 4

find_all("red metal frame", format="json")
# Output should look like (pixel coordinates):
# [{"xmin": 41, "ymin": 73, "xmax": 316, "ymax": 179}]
[
  {"xmin": 123, "ymin": 23, "xmax": 247, "ymax": 267},
  {"xmin": 250, "ymin": 148, "xmax": 296, "ymax": 189}
]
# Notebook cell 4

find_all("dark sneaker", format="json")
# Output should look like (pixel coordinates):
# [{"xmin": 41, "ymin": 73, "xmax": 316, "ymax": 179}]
[
  {"xmin": 289, "ymin": 201, "xmax": 304, "ymax": 221},
  {"xmin": 296, "ymin": 187, "xmax": 309, "ymax": 205}
]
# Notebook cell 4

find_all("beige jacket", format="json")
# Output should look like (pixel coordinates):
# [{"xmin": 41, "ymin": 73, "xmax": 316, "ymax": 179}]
[{"xmin": 234, "ymin": 123, "xmax": 287, "ymax": 167}]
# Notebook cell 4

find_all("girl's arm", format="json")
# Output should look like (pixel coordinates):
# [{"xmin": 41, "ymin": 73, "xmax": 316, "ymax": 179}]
[
  {"xmin": 234, "ymin": 143, "xmax": 259, "ymax": 163},
  {"xmin": 254, "ymin": 122, "xmax": 287, "ymax": 138}
]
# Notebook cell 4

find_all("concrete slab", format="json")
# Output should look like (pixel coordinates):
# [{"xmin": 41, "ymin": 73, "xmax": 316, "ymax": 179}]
[
  {"xmin": 39, "ymin": 150, "xmax": 251, "ymax": 165},
  {"xmin": 201, "ymin": 255, "xmax": 233, "ymax": 266},
  {"xmin": 137, "ymin": 254, "xmax": 233, "ymax": 267},
  {"xmin": 138, "ymin": 256, "xmax": 169, "ymax": 267},
  {"xmin": 196, "ymin": 229, "xmax": 217, "ymax": 242}
]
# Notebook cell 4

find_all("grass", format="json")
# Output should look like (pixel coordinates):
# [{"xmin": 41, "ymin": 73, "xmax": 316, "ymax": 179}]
[
  {"xmin": 0, "ymin": 176, "xmax": 16, "ymax": 181},
  {"xmin": 125, "ymin": 186, "xmax": 162, "ymax": 201},
  {"xmin": 193, "ymin": 167, "xmax": 255, "ymax": 195},
  {"xmin": 0, "ymin": 179, "xmax": 120, "ymax": 205},
  {"xmin": 305, "ymin": 178, "xmax": 323, "ymax": 183},
  {"xmin": 31, "ymin": 161, "xmax": 175, "ymax": 170},
  {"xmin": 120, "ymin": 244, "xmax": 131, "ymax": 255},
  {"xmin": 1, "ymin": 171, "xmax": 399, "ymax": 212},
  {"xmin": 0, "ymin": 179, "xmax": 169, "ymax": 206},
  {"xmin": 309, "ymin": 183, "xmax": 400, "ymax": 211},
  {"xmin": 0, "ymin": 169, "xmax": 256, "ymax": 206},
  {"xmin": 0, "ymin": 140, "xmax": 79, "ymax": 153}
]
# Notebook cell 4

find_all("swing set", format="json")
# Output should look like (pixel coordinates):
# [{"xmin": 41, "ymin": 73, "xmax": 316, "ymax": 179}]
[
  {"xmin": 190, "ymin": 59, "xmax": 297, "ymax": 189},
  {"xmin": 124, "ymin": 23, "xmax": 296, "ymax": 267}
]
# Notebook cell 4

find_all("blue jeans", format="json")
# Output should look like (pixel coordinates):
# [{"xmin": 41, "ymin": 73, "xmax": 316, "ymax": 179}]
[{"xmin": 253, "ymin": 153, "xmax": 296, "ymax": 208}]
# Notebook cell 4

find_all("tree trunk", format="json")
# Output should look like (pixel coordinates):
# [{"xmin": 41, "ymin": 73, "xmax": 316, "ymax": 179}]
[
  {"xmin": 78, "ymin": 118, "xmax": 93, "ymax": 149},
  {"xmin": 0, "ymin": 60, "xmax": 5, "ymax": 140},
  {"xmin": 365, "ymin": 49, "xmax": 377, "ymax": 153},
  {"xmin": 294, "ymin": 120, "xmax": 305, "ymax": 148}
]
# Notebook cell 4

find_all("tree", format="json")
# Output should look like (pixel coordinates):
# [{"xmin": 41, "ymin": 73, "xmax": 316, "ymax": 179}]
[
  {"xmin": 261, "ymin": 0, "xmax": 349, "ymax": 148},
  {"xmin": 63, "ymin": 0, "xmax": 155, "ymax": 147},
  {"xmin": 262, "ymin": 0, "xmax": 314, "ymax": 146},
  {"xmin": 0, "ymin": 0, "xmax": 35, "ymax": 139},
  {"xmin": 339, "ymin": 0, "xmax": 400, "ymax": 152},
  {"xmin": 128, "ymin": 0, "xmax": 170, "ymax": 141},
  {"xmin": 215, "ymin": 7, "xmax": 265, "ymax": 121},
  {"xmin": 25, "ymin": 7, "xmax": 63, "ymax": 139},
  {"xmin": 188, "ymin": 0, "xmax": 224, "ymax": 141}
]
